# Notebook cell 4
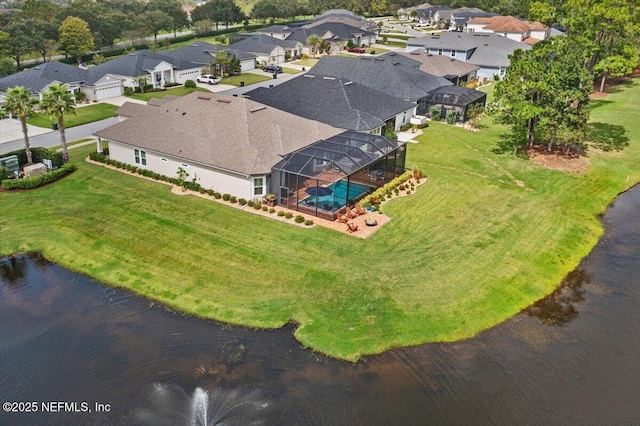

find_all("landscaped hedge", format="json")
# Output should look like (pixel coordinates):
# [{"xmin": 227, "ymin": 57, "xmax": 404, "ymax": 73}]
[
  {"xmin": 1, "ymin": 163, "xmax": 76, "ymax": 189},
  {"xmin": 89, "ymin": 151, "xmax": 189, "ymax": 187},
  {"xmin": 360, "ymin": 170, "xmax": 414, "ymax": 208},
  {"xmin": 1, "ymin": 147, "xmax": 63, "ymax": 168}
]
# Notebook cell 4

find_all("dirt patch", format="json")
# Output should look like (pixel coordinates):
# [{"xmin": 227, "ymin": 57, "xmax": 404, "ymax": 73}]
[{"xmin": 527, "ymin": 147, "xmax": 590, "ymax": 173}]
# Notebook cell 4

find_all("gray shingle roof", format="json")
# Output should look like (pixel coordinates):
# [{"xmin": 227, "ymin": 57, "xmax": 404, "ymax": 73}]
[
  {"xmin": 157, "ymin": 42, "xmax": 219, "ymax": 67},
  {"xmin": 115, "ymin": 102, "xmax": 151, "ymax": 117},
  {"xmin": 258, "ymin": 25, "xmax": 291, "ymax": 34},
  {"xmin": 302, "ymin": 22, "xmax": 375, "ymax": 40},
  {"xmin": 382, "ymin": 51, "xmax": 479, "ymax": 77},
  {"xmin": 0, "ymin": 62, "xmax": 86, "ymax": 93},
  {"xmin": 308, "ymin": 56, "xmax": 452, "ymax": 101},
  {"xmin": 84, "ymin": 50, "xmax": 177, "ymax": 85},
  {"xmin": 245, "ymin": 74, "xmax": 416, "ymax": 132},
  {"xmin": 406, "ymin": 32, "xmax": 530, "ymax": 67},
  {"xmin": 95, "ymin": 92, "xmax": 342, "ymax": 175},
  {"xmin": 230, "ymin": 34, "xmax": 299, "ymax": 54}
]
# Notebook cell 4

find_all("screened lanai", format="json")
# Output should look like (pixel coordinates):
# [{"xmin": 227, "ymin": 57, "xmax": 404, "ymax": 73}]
[{"xmin": 272, "ymin": 131, "xmax": 406, "ymax": 220}]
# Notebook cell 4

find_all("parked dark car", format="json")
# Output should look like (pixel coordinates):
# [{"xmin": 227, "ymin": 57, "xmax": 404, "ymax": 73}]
[
  {"xmin": 348, "ymin": 47, "xmax": 366, "ymax": 54},
  {"xmin": 263, "ymin": 64, "xmax": 283, "ymax": 73}
]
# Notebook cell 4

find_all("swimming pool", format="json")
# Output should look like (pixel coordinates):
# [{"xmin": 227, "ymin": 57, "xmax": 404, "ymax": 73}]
[{"xmin": 303, "ymin": 180, "xmax": 372, "ymax": 211}]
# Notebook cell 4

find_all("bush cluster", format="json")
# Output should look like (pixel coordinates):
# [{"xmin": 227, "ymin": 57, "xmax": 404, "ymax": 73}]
[
  {"xmin": 294, "ymin": 215, "xmax": 305, "ymax": 223},
  {"xmin": 1, "ymin": 163, "xmax": 76, "ymax": 189},
  {"xmin": 89, "ymin": 152, "xmax": 191, "ymax": 187},
  {"xmin": 2, "ymin": 147, "xmax": 63, "ymax": 168},
  {"xmin": 360, "ymin": 170, "xmax": 416, "ymax": 208}
]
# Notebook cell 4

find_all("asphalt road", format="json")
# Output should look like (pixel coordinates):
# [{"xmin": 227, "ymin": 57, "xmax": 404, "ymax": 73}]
[{"xmin": 0, "ymin": 117, "xmax": 119, "ymax": 154}]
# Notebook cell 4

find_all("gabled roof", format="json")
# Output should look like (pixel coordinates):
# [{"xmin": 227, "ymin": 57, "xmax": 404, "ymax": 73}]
[
  {"xmin": 301, "ymin": 22, "xmax": 376, "ymax": 40},
  {"xmin": 399, "ymin": 3, "xmax": 433, "ymax": 13},
  {"xmin": 417, "ymin": 6, "xmax": 452, "ymax": 19},
  {"xmin": 85, "ymin": 50, "xmax": 177, "ymax": 85},
  {"xmin": 95, "ymin": 92, "xmax": 342, "ymax": 176},
  {"xmin": 383, "ymin": 51, "xmax": 479, "ymax": 77},
  {"xmin": 308, "ymin": 56, "xmax": 452, "ymax": 101},
  {"xmin": 157, "ymin": 42, "xmax": 220, "ymax": 67},
  {"xmin": 245, "ymin": 74, "xmax": 416, "ymax": 132},
  {"xmin": 205, "ymin": 46, "xmax": 257, "ymax": 61},
  {"xmin": 468, "ymin": 15, "xmax": 547, "ymax": 33},
  {"xmin": 306, "ymin": 15, "xmax": 377, "ymax": 31},
  {"xmin": 0, "ymin": 62, "xmax": 86, "ymax": 93},
  {"xmin": 407, "ymin": 32, "xmax": 531, "ymax": 67},
  {"xmin": 115, "ymin": 102, "xmax": 151, "ymax": 117},
  {"xmin": 229, "ymin": 34, "xmax": 293, "ymax": 54},
  {"xmin": 257, "ymin": 25, "xmax": 291, "ymax": 34}
]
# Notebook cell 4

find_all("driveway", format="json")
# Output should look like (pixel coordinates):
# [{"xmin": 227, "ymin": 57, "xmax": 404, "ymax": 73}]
[
  {"xmin": 0, "ymin": 118, "xmax": 53, "ymax": 147},
  {"xmin": 221, "ymin": 70, "xmax": 307, "ymax": 96}
]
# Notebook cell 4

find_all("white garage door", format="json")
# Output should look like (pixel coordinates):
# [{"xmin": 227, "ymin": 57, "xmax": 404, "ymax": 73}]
[
  {"xmin": 241, "ymin": 60, "xmax": 255, "ymax": 72},
  {"xmin": 95, "ymin": 84, "xmax": 123, "ymax": 101}
]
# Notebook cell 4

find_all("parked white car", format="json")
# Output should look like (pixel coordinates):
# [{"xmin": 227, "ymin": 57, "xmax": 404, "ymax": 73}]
[{"xmin": 197, "ymin": 74, "xmax": 221, "ymax": 85}]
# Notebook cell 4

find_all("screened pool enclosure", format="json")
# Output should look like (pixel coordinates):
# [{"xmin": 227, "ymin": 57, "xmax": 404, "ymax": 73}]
[{"xmin": 272, "ymin": 131, "xmax": 406, "ymax": 220}]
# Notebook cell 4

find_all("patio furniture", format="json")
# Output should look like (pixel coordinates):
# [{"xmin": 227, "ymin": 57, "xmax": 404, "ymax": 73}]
[
  {"xmin": 346, "ymin": 221, "xmax": 359, "ymax": 233},
  {"xmin": 345, "ymin": 206, "xmax": 358, "ymax": 218},
  {"xmin": 368, "ymin": 169, "xmax": 386, "ymax": 181},
  {"xmin": 354, "ymin": 202, "xmax": 366, "ymax": 216},
  {"xmin": 338, "ymin": 214, "xmax": 349, "ymax": 223}
]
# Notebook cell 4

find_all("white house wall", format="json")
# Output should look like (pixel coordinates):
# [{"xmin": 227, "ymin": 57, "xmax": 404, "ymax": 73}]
[
  {"xmin": 107, "ymin": 141, "xmax": 254, "ymax": 199},
  {"xmin": 393, "ymin": 106, "xmax": 417, "ymax": 131}
]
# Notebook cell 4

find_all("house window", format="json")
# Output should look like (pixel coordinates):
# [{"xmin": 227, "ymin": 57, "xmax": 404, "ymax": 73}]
[
  {"xmin": 253, "ymin": 177, "xmax": 265, "ymax": 196},
  {"xmin": 134, "ymin": 149, "xmax": 147, "ymax": 166},
  {"xmin": 450, "ymin": 50, "xmax": 455, "ymax": 57},
  {"xmin": 437, "ymin": 49, "xmax": 443, "ymax": 55},
  {"xmin": 180, "ymin": 163, "xmax": 189, "ymax": 168}
]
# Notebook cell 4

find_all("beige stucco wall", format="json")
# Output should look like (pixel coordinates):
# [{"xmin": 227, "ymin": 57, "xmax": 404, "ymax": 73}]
[{"xmin": 107, "ymin": 141, "xmax": 256, "ymax": 199}]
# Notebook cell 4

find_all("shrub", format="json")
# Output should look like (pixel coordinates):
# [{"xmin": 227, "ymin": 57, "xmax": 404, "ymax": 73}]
[
  {"xmin": 247, "ymin": 200, "xmax": 254, "ymax": 207},
  {"xmin": 294, "ymin": 215, "xmax": 305, "ymax": 223},
  {"xmin": 445, "ymin": 110, "xmax": 457, "ymax": 125},
  {"xmin": 2, "ymin": 147, "xmax": 63, "ymax": 168},
  {"xmin": 207, "ymin": 189, "xmax": 216, "ymax": 196},
  {"xmin": 269, "ymin": 208, "xmax": 275, "ymax": 213},
  {"xmin": 124, "ymin": 87, "xmax": 133, "ymax": 96},
  {"xmin": 75, "ymin": 91, "xmax": 87, "ymax": 102},
  {"xmin": 262, "ymin": 206, "xmax": 268, "ymax": 211},
  {"xmin": 230, "ymin": 196, "xmax": 237, "ymax": 203},
  {"xmin": 222, "ymin": 193, "xmax": 231, "ymax": 201},
  {"xmin": 430, "ymin": 106, "xmax": 441, "ymax": 121},
  {"xmin": 360, "ymin": 170, "xmax": 413, "ymax": 207},
  {"xmin": 394, "ymin": 188, "xmax": 399, "ymax": 195},
  {"xmin": 253, "ymin": 202, "xmax": 261, "ymax": 209},
  {"xmin": 284, "ymin": 212, "xmax": 293, "ymax": 219},
  {"xmin": 406, "ymin": 190, "xmax": 411, "ymax": 194},
  {"xmin": 238, "ymin": 198, "xmax": 247, "ymax": 205},
  {"xmin": 277, "ymin": 210, "xmax": 285, "ymax": 217},
  {"xmin": 184, "ymin": 80, "xmax": 196, "ymax": 89},
  {"xmin": 399, "ymin": 123, "xmax": 412, "ymax": 132},
  {"xmin": 2, "ymin": 163, "xmax": 76, "ymax": 190},
  {"xmin": 304, "ymin": 219, "xmax": 313, "ymax": 226},
  {"xmin": 0, "ymin": 166, "xmax": 8, "ymax": 180},
  {"xmin": 213, "ymin": 192, "xmax": 221, "ymax": 199}
]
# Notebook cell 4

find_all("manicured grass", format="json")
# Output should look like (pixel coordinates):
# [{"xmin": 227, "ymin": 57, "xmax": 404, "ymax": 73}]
[
  {"xmin": 382, "ymin": 34, "xmax": 415, "ymax": 40},
  {"xmin": 2, "ymin": 79, "xmax": 639, "ymax": 361},
  {"xmin": 292, "ymin": 59, "xmax": 319, "ymax": 67},
  {"xmin": 281, "ymin": 67, "xmax": 302, "ymax": 74},
  {"xmin": 220, "ymin": 73, "xmax": 272, "ymax": 86},
  {"xmin": 26, "ymin": 103, "xmax": 118, "ymax": 129},
  {"xmin": 367, "ymin": 46, "xmax": 389, "ymax": 54},
  {"xmin": 127, "ymin": 86, "xmax": 211, "ymax": 102},
  {"xmin": 378, "ymin": 40, "xmax": 407, "ymax": 48}
]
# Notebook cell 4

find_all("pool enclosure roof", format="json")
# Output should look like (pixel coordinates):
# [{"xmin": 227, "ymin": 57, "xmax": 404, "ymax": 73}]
[
  {"xmin": 273, "ymin": 130, "xmax": 402, "ymax": 179},
  {"xmin": 424, "ymin": 86, "xmax": 487, "ymax": 107}
]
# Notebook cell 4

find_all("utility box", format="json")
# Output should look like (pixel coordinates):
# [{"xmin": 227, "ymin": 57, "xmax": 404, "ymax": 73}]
[
  {"xmin": 23, "ymin": 162, "xmax": 47, "ymax": 178},
  {"xmin": 410, "ymin": 115, "xmax": 427, "ymax": 126},
  {"xmin": 0, "ymin": 155, "xmax": 20, "ymax": 175}
]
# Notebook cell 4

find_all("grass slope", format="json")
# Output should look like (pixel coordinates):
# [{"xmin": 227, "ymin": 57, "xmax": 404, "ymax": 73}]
[
  {"xmin": 128, "ymin": 87, "xmax": 211, "ymax": 102},
  {"xmin": 26, "ymin": 103, "xmax": 118, "ymax": 128},
  {"xmin": 2, "ymin": 79, "xmax": 639, "ymax": 361}
]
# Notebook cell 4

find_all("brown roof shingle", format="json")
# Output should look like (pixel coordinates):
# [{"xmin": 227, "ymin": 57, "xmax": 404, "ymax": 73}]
[
  {"xmin": 95, "ymin": 92, "xmax": 342, "ymax": 176},
  {"xmin": 468, "ymin": 16, "xmax": 547, "ymax": 33}
]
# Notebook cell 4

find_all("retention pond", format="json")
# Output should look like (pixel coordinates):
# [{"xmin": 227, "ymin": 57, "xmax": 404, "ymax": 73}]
[{"xmin": 1, "ymin": 185, "xmax": 639, "ymax": 425}]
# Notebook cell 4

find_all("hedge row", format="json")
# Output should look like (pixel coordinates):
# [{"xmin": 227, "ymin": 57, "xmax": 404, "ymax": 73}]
[
  {"xmin": 1, "ymin": 163, "xmax": 76, "ymax": 190},
  {"xmin": 1, "ymin": 147, "xmax": 63, "ymax": 168},
  {"xmin": 360, "ymin": 171, "xmax": 414, "ymax": 208}
]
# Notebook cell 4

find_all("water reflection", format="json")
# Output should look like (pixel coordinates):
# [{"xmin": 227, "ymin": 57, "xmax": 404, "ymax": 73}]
[
  {"xmin": 525, "ymin": 269, "xmax": 588, "ymax": 326},
  {"xmin": 0, "ymin": 255, "xmax": 27, "ymax": 287}
]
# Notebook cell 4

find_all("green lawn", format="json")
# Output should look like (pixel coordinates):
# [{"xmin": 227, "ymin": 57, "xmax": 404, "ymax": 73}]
[
  {"xmin": 367, "ymin": 46, "xmax": 389, "ymax": 54},
  {"xmin": 378, "ymin": 40, "xmax": 407, "ymax": 48},
  {"xmin": 2, "ymin": 79, "xmax": 639, "ymax": 361},
  {"xmin": 220, "ymin": 73, "xmax": 272, "ymax": 86},
  {"xmin": 292, "ymin": 59, "xmax": 319, "ymax": 67},
  {"xmin": 128, "ymin": 86, "xmax": 211, "ymax": 102},
  {"xmin": 281, "ymin": 67, "xmax": 302, "ymax": 74},
  {"xmin": 26, "ymin": 103, "xmax": 119, "ymax": 128}
]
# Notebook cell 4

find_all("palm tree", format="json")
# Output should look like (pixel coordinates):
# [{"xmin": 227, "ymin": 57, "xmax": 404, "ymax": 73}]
[
  {"xmin": 40, "ymin": 83, "xmax": 76, "ymax": 163},
  {"xmin": 4, "ymin": 86, "xmax": 39, "ymax": 165},
  {"xmin": 306, "ymin": 34, "xmax": 322, "ymax": 58}
]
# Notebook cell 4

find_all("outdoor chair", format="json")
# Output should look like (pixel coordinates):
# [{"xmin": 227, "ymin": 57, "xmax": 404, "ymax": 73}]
[
  {"xmin": 337, "ymin": 214, "xmax": 349, "ymax": 223},
  {"xmin": 345, "ymin": 206, "xmax": 358, "ymax": 218},
  {"xmin": 354, "ymin": 202, "xmax": 366, "ymax": 216},
  {"xmin": 346, "ymin": 221, "xmax": 359, "ymax": 233}
]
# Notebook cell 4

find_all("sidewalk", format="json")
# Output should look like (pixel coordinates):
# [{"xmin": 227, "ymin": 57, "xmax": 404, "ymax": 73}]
[{"xmin": 0, "ymin": 118, "xmax": 53, "ymax": 146}]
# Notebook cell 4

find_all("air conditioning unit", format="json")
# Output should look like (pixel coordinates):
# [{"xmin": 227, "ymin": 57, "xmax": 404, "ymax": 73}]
[{"xmin": 410, "ymin": 115, "xmax": 427, "ymax": 125}]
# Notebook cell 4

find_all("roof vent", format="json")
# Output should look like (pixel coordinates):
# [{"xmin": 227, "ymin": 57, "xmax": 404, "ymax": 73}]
[
  {"xmin": 249, "ymin": 106, "xmax": 267, "ymax": 113},
  {"xmin": 197, "ymin": 95, "xmax": 212, "ymax": 100},
  {"xmin": 393, "ymin": 61, "xmax": 400, "ymax": 65},
  {"xmin": 217, "ymin": 98, "xmax": 232, "ymax": 103},
  {"xmin": 323, "ymin": 76, "xmax": 335, "ymax": 80},
  {"xmin": 344, "ymin": 81, "xmax": 353, "ymax": 86},
  {"xmin": 182, "ymin": 112, "xmax": 186, "ymax": 115},
  {"xmin": 303, "ymin": 74, "xmax": 315, "ymax": 78}
]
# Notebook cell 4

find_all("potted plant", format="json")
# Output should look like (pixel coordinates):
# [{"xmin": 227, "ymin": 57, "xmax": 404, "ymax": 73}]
[{"xmin": 264, "ymin": 193, "xmax": 276, "ymax": 207}]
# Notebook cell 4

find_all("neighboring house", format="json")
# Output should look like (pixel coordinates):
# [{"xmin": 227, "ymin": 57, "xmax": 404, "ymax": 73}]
[
  {"xmin": 94, "ymin": 93, "xmax": 406, "ymax": 220},
  {"xmin": 447, "ymin": 8, "xmax": 496, "ymax": 31},
  {"xmin": 245, "ymin": 74, "xmax": 417, "ymax": 134},
  {"xmin": 256, "ymin": 25, "xmax": 292, "ymax": 40},
  {"xmin": 416, "ymin": 6, "xmax": 453, "ymax": 27},
  {"xmin": 0, "ymin": 62, "xmax": 85, "ymax": 100},
  {"xmin": 398, "ymin": 2, "xmax": 433, "ymax": 21},
  {"xmin": 204, "ymin": 46, "xmax": 257, "ymax": 73},
  {"xmin": 287, "ymin": 22, "xmax": 377, "ymax": 55},
  {"xmin": 466, "ymin": 15, "xmax": 549, "ymax": 44},
  {"xmin": 309, "ymin": 56, "xmax": 452, "ymax": 116},
  {"xmin": 308, "ymin": 9, "xmax": 378, "ymax": 32},
  {"xmin": 406, "ymin": 32, "xmax": 531, "ymax": 81},
  {"xmin": 383, "ymin": 51, "xmax": 480, "ymax": 85},
  {"xmin": 229, "ymin": 35, "xmax": 288, "ymax": 65}
]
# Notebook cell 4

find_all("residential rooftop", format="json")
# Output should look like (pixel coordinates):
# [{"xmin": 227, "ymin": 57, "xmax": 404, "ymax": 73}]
[{"xmin": 383, "ymin": 51, "xmax": 479, "ymax": 78}]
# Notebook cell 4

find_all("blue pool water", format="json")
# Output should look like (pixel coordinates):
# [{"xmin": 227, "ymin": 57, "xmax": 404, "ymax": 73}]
[{"xmin": 307, "ymin": 181, "xmax": 372, "ymax": 211}]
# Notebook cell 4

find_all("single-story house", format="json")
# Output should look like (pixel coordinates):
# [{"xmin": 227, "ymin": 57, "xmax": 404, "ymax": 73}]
[
  {"xmin": 245, "ymin": 74, "xmax": 417, "ymax": 134},
  {"xmin": 0, "ymin": 61, "xmax": 84, "ymax": 100},
  {"xmin": 397, "ymin": 2, "xmax": 434, "ymax": 21},
  {"xmin": 416, "ymin": 6, "xmax": 453, "ymax": 27},
  {"xmin": 94, "ymin": 93, "xmax": 407, "ymax": 220},
  {"xmin": 382, "ymin": 51, "xmax": 479, "ymax": 85},
  {"xmin": 287, "ymin": 22, "xmax": 377, "ymax": 54},
  {"xmin": 406, "ymin": 32, "xmax": 531, "ymax": 81},
  {"xmin": 256, "ymin": 25, "xmax": 292, "ymax": 40},
  {"xmin": 308, "ymin": 56, "xmax": 452, "ymax": 116},
  {"xmin": 307, "ymin": 9, "xmax": 379, "ymax": 32},
  {"xmin": 228, "ymin": 35, "xmax": 288, "ymax": 65},
  {"xmin": 204, "ymin": 46, "xmax": 257, "ymax": 73},
  {"xmin": 466, "ymin": 15, "xmax": 549, "ymax": 44}
]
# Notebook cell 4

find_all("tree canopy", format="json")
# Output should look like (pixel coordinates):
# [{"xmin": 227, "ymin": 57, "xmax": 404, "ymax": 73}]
[{"xmin": 58, "ymin": 16, "xmax": 95, "ymax": 63}]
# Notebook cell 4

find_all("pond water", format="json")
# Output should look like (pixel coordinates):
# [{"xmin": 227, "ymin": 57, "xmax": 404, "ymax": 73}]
[{"xmin": 1, "ymin": 186, "xmax": 639, "ymax": 425}]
